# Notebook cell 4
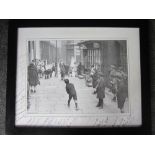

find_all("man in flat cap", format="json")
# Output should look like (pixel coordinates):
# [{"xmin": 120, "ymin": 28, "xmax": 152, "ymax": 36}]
[{"xmin": 96, "ymin": 73, "xmax": 106, "ymax": 109}]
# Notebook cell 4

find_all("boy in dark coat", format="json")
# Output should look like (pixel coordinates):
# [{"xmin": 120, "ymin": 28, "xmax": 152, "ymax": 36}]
[{"xmin": 64, "ymin": 79, "xmax": 79, "ymax": 110}]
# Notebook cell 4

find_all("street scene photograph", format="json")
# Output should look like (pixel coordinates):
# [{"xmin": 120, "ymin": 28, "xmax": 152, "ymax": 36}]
[{"xmin": 27, "ymin": 40, "xmax": 129, "ymax": 115}]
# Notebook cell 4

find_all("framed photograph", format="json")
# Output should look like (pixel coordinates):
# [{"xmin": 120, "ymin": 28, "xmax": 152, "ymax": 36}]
[{"xmin": 6, "ymin": 20, "xmax": 151, "ymax": 134}]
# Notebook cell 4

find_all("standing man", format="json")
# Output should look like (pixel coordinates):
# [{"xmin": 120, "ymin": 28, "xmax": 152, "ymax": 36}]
[
  {"xmin": 109, "ymin": 65, "xmax": 117, "ymax": 101},
  {"xmin": 64, "ymin": 79, "xmax": 79, "ymax": 110},
  {"xmin": 52, "ymin": 63, "xmax": 56, "ymax": 77},
  {"xmin": 77, "ymin": 62, "xmax": 82, "ymax": 75},
  {"xmin": 116, "ymin": 77, "xmax": 128, "ymax": 113},
  {"xmin": 90, "ymin": 65, "xmax": 95, "ymax": 76},
  {"xmin": 60, "ymin": 62, "xmax": 66, "ymax": 80},
  {"xmin": 92, "ymin": 68, "xmax": 99, "ymax": 94},
  {"xmin": 96, "ymin": 73, "xmax": 106, "ymax": 109}
]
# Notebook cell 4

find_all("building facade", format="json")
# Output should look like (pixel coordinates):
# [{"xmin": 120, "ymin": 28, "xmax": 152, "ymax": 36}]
[
  {"xmin": 78, "ymin": 40, "xmax": 127, "ymax": 74},
  {"xmin": 40, "ymin": 40, "xmax": 58, "ymax": 64},
  {"xmin": 28, "ymin": 40, "xmax": 76, "ymax": 66},
  {"xmin": 65, "ymin": 40, "xmax": 74, "ymax": 65}
]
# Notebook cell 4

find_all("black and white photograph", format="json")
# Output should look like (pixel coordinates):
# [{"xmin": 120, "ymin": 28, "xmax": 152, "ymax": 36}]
[
  {"xmin": 15, "ymin": 28, "xmax": 141, "ymax": 127},
  {"xmin": 27, "ymin": 40, "xmax": 128, "ymax": 114}
]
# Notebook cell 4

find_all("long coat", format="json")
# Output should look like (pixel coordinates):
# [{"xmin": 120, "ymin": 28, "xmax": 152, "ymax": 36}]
[
  {"xmin": 60, "ymin": 64, "xmax": 66, "ymax": 77},
  {"xmin": 66, "ymin": 83, "xmax": 77, "ymax": 100},
  {"xmin": 77, "ymin": 63, "xmax": 82, "ymax": 75},
  {"xmin": 117, "ymin": 80, "xmax": 128, "ymax": 109},
  {"xmin": 92, "ymin": 71, "xmax": 99, "ymax": 88},
  {"xmin": 96, "ymin": 77, "xmax": 105, "ymax": 99},
  {"xmin": 66, "ymin": 83, "xmax": 77, "ymax": 96},
  {"xmin": 28, "ymin": 63, "xmax": 39, "ymax": 86}
]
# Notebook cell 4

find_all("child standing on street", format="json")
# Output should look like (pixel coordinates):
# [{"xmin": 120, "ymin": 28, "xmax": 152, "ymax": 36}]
[{"xmin": 64, "ymin": 79, "xmax": 79, "ymax": 110}]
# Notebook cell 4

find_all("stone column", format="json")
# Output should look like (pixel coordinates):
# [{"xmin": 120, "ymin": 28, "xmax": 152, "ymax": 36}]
[{"xmin": 36, "ymin": 40, "xmax": 41, "ymax": 60}]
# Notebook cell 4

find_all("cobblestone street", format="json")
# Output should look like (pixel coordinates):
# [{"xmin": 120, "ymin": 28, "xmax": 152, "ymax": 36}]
[{"xmin": 28, "ymin": 76, "xmax": 129, "ymax": 114}]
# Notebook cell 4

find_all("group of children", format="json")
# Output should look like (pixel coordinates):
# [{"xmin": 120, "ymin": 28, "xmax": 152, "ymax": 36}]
[
  {"xmin": 28, "ymin": 59, "xmax": 128, "ymax": 113},
  {"xmin": 90, "ymin": 64, "xmax": 128, "ymax": 113},
  {"xmin": 64, "ymin": 71, "xmax": 106, "ymax": 111}
]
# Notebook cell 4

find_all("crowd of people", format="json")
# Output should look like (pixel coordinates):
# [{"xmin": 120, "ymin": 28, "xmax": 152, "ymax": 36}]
[
  {"xmin": 62, "ymin": 62, "xmax": 128, "ymax": 113},
  {"xmin": 61, "ymin": 62, "xmax": 128, "ymax": 113},
  {"xmin": 27, "ymin": 59, "xmax": 79, "ymax": 93},
  {"xmin": 27, "ymin": 59, "xmax": 80, "ymax": 110},
  {"xmin": 88, "ymin": 64, "xmax": 128, "ymax": 113},
  {"xmin": 27, "ymin": 59, "xmax": 128, "ymax": 113}
]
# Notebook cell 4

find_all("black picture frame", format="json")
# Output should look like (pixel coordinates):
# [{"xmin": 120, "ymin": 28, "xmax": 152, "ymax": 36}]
[{"xmin": 6, "ymin": 19, "xmax": 151, "ymax": 135}]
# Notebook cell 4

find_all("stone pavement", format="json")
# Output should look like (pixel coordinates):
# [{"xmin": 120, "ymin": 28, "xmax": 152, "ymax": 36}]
[{"xmin": 28, "ymin": 76, "xmax": 129, "ymax": 114}]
